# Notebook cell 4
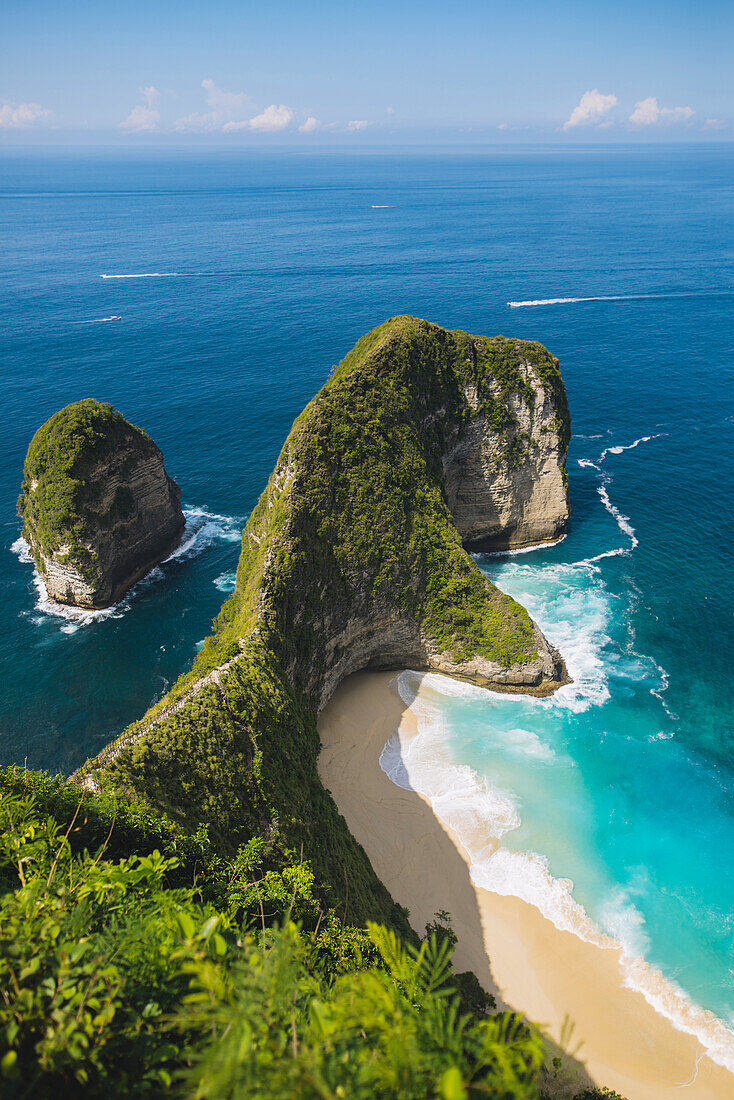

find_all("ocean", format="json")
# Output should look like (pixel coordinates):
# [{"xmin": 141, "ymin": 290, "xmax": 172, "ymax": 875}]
[{"xmin": 1, "ymin": 144, "xmax": 733, "ymax": 1065}]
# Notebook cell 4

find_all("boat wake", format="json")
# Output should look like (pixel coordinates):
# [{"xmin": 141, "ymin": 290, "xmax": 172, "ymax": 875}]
[
  {"xmin": 508, "ymin": 294, "xmax": 655, "ymax": 308},
  {"xmin": 100, "ymin": 272, "xmax": 183, "ymax": 279},
  {"xmin": 507, "ymin": 292, "xmax": 734, "ymax": 308}
]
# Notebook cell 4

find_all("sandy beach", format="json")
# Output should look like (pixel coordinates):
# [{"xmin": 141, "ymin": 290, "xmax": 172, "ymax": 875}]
[{"xmin": 318, "ymin": 671, "xmax": 734, "ymax": 1100}]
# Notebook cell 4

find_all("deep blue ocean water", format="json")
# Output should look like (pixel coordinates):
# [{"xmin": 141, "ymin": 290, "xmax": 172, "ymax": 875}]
[{"xmin": 1, "ymin": 144, "xmax": 733, "ymax": 1062}]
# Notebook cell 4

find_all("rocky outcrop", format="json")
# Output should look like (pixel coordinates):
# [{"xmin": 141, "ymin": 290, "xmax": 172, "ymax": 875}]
[
  {"xmin": 316, "ymin": 610, "xmax": 565, "ymax": 710},
  {"xmin": 239, "ymin": 316, "xmax": 571, "ymax": 708},
  {"xmin": 19, "ymin": 400, "xmax": 184, "ymax": 608}
]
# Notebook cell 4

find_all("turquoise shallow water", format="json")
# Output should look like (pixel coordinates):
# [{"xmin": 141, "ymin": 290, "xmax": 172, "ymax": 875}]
[{"xmin": 1, "ymin": 145, "xmax": 733, "ymax": 1058}]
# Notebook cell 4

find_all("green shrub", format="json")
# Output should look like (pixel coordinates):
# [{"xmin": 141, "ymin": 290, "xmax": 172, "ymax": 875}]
[{"xmin": 0, "ymin": 781, "xmax": 547, "ymax": 1099}]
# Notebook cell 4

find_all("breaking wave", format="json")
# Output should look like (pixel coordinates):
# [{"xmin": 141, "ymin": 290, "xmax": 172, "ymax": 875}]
[
  {"xmin": 382, "ymin": 669, "xmax": 734, "ymax": 1072},
  {"xmin": 10, "ymin": 508, "xmax": 241, "ymax": 633},
  {"xmin": 476, "ymin": 534, "xmax": 567, "ymax": 559},
  {"xmin": 213, "ymin": 570, "xmax": 237, "ymax": 593},
  {"xmin": 166, "ymin": 507, "xmax": 242, "ymax": 560}
]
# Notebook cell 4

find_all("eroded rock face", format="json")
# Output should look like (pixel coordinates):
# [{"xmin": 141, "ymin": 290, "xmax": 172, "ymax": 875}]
[
  {"xmin": 309, "ymin": 591, "xmax": 567, "ymax": 712},
  {"xmin": 19, "ymin": 400, "xmax": 184, "ymax": 608},
  {"xmin": 444, "ymin": 369, "xmax": 569, "ymax": 552}
]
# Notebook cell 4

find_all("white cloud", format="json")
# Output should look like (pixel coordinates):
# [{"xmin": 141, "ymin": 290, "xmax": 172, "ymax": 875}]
[
  {"xmin": 299, "ymin": 116, "xmax": 321, "ymax": 134},
  {"xmin": 347, "ymin": 119, "xmax": 369, "ymax": 131},
  {"xmin": 498, "ymin": 123, "xmax": 509, "ymax": 131},
  {"xmin": 629, "ymin": 97, "xmax": 694, "ymax": 126},
  {"xmin": 175, "ymin": 78, "xmax": 250, "ymax": 131},
  {"xmin": 703, "ymin": 117, "xmax": 726, "ymax": 131},
  {"xmin": 120, "ymin": 86, "xmax": 160, "ymax": 131},
  {"xmin": 246, "ymin": 104, "xmax": 294, "ymax": 132},
  {"xmin": 201, "ymin": 78, "xmax": 247, "ymax": 114},
  {"xmin": 386, "ymin": 106, "xmax": 395, "ymax": 115},
  {"xmin": 563, "ymin": 89, "xmax": 618, "ymax": 130},
  {"xmin": 666, "ymin": 106, "xmax": 694, "ymax": 122},
  {"xmin": 174, "ymin": 112, "xmax": 216, "ymax": 132},
  {"xmin": 0, "ymin": 100, "xmax": 52, "ymax": 129},
  {"xmin": 629, "ymin": 98, "xmax": 659, "ymax": 125}
]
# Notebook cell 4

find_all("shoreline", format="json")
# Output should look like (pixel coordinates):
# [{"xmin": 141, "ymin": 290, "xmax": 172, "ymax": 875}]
[{"xmin": 318, "ymin": 670, "xmax": 734, "ymax": 1100}]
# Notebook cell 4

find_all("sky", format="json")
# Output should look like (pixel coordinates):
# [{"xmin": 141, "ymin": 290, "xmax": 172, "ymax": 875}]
[{"xmin": 1, "ymin": 0, "xmax": 732, "ymax": 143}]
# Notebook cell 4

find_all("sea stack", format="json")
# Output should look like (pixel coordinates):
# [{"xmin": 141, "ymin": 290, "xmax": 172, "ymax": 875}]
[{"xmin": 18, "ymin": 399, "xmax": 185, "ymax": 608}]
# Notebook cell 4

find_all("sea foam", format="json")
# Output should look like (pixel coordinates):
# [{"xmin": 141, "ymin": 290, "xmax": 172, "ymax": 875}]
[
  {"xmin": 477, "ymin": 534, "xmax": 567, "ymax": 559},
  {"xmin": 10, "ymin": 507, "xmax": 241, "ymax": 632},
  {"xmin": 213, "ymin": 570, "xmax": 237, "ymax": 592},
  {"xmin": 383, "ymin": 668, "xmax": 734, "ymax": 1072},
  {"xmin": 598, "ymin": 433, "xmax": 666, "ymax": 463}
]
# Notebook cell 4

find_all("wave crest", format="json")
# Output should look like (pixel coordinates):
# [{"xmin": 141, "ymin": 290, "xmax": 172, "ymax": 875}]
[
  {"xmin": 10, "ymin": 508, "xmax": 241, "ymax": 632},
  {"xmin": 383, "ymin": 669, "xmax": 734, "ymax": 1072}
]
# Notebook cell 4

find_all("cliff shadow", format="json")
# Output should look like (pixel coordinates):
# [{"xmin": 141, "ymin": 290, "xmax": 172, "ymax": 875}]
[{"xmin": 317, "ymin": 669, "xmax": 596, "ymax": 1097}]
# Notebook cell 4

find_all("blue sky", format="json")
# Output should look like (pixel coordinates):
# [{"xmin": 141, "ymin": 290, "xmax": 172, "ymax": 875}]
[{"xmin": 2, "ymin": 0, "xmax": 732, "ymax": 142}]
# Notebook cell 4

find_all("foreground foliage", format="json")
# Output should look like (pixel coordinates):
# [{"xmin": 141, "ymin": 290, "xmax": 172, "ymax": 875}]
[{"xmin": 0, "ymin": 776, "xmax": 556, "ymax": 1099}]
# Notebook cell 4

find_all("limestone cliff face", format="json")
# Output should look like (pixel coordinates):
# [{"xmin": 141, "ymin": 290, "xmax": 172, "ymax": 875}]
[
  {"xmin": 19, "ymin": 400, "xmax": 184, "ymax": 609},
  {"xmin": 303, "ymin": 583, "xmax": 565, "ymax": 712},
  {"xmin": 445, "ymin": 368, "xmax": 569, "ymax": 552}
]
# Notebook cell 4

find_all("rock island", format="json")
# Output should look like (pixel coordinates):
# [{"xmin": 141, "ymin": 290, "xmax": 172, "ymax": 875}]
[{"xmin": 18, "ymin": 398, "xmax": 184, "ymax": 608}]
